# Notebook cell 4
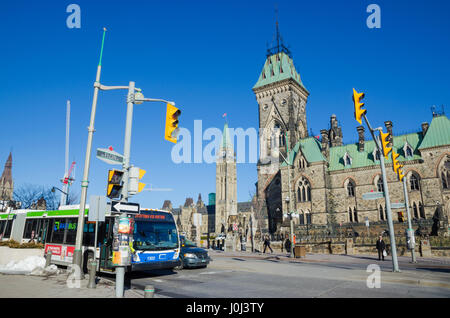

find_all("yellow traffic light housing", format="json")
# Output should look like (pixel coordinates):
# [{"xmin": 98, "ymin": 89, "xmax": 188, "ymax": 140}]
[
  {"xmin": 165, "ymin": 103, "xmax": 181, "ymax": 143},
  {"xmin": 352, "ymin": 88, "xmax": 366, "ymax": 124},
  {"xmin": 380, "ymin": 131, "xmax": 392, "ymax": 159},
  {"xmin": 107, "ymin": 169, "xmax": 124, "ymax": 199},
  {"xmin": 129, "ymin": 167, "xmax": 146, "ymax": 195},
  {"xmin": 391, "ymin": 150, "xmax": 403, "ymax": 174}
]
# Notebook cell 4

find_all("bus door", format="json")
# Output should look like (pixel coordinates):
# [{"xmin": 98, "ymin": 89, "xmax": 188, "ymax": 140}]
[{"xmin": 99, "ymin": 217, "xmax": 115, "ymax": 272}]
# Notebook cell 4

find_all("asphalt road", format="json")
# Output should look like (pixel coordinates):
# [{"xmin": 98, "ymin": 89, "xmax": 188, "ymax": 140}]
[{"xmin": 111, "ymin": 251, "xmax": 450, "ymax": 298}]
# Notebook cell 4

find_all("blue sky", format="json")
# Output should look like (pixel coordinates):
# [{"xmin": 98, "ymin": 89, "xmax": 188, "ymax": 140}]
[{"xmin": 0, "ymin": 0, "xmax": 449, "ymax": 209}]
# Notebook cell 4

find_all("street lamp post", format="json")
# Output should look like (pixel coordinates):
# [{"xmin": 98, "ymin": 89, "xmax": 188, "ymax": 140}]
[
  {"xmin": 51, "ymin": 187, "xmax": 69, "ymax": 206},
  {"xmin": 402, "ymin": 176, "xmax": 417, "ymax": 263}
]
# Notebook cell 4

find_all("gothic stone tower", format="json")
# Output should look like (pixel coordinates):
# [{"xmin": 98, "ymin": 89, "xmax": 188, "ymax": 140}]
[
  {"xmin": 0, "ymin": 153, "xmax": 13, "ymax": 202},
  {"xmin": 252, "ymin": 29, "xmax": 309, "ymax": 234},
  {"xmin": 215, "ymin": 122, "xmax": 237, "ymax": 234}
]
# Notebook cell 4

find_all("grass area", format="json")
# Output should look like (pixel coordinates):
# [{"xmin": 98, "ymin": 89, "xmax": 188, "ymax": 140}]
[{"xmin": 0, "ymin": 240, "xmax": 44, "ymax": 249}]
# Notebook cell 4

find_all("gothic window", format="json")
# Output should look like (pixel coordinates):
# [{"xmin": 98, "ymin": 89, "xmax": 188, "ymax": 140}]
[
  {"xmin": 377, "ymin": 177, "xmax": 384, "ymax": 192},
  {"xmin": 413, "ymin": 202, "xmax": 419, "ymax": 219},
  {"xmin": 439, "ymin": 156, "xmax": 450, "ymax": 189},
  {"xmin": 343, "ymin": 152, "xmax": 352, "ymax": 167},
  {"xmin": 410, "ymin": 173, "xmax": 420, "ymax": 191},
  {"xmin": 406, "ymin": 146, "xmax": 413, "ymax": 158},
  {"xmin": 379, "ymin": 205, "xmax": 385, "ymax": 221},
  {"xmin": 305, "ymin": 211, "xmax": 312, "ymax": 224},
  {"xmin": 297, "ymin": 177, "xmax": 311, "ymax": 202},
  {"xmin": 419, "ymin": 202, "xmax": 426, "ymax": 219},
  {"xmin": 346, "ymin": 180, "xmax": 355, "ymax": 197},
  {"xmin": 442, "ymin": 172, "xmax": 449, "ymax": 189},
  {"xmin": 299, "ymin": 211, "xmax": 305, "ymax": 225},
  {"xmin": 374, "ymin": 149, "xmax": 381, "ymax": 161},
  {"xmin": 348, "ymin": 208, "xmax": 353, "ymax": 223},
  {"xmin": 354, "ymin": 208, "xmax": 359, "ymax": 223}
]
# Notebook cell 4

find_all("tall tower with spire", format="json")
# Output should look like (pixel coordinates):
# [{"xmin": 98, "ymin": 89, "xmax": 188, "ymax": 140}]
[
  {"xmin": 0, "ymin": 153, "xmax": 13, "ymax": 202},
  {"xmin": 253, "ymin": 16, "xmax": 309, "ymax": 234},
  {"xmin": 215, "ymin": 122, "xmax": 237, "ymax": 234}
]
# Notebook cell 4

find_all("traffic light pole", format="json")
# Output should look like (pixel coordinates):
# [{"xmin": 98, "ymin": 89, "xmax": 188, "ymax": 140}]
[
  {"xmin": 363, "ymin": 114, "xmax": 400, "ymax": 272},
  {"xmin": 73, "ymin": 29, "xmax": 107, "ymax": 278},
  {"xmin": 402, "ymin": 176, "xmax": 417, "ymax": 263}
]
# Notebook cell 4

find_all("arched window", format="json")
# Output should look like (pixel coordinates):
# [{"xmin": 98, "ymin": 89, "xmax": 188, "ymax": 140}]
[
  {"xmin": 439, "ymin": 156, "xmax": 450, "ymax": 189},
  {"xmin": 442, "ymin": 172, "xmax": 449, "ymax": 189},
  {"xmin": 299, "ymin": 211, "xmax": 305, "ymax": 225},
  {"xmin": 413, "ymin": 202, "xmax": 419, "ymax": 219},
  {"xmin": 377, "ymin": 177, "xmax": 384, "ymax": 192},
  {"xmin": 305, "ymin": 211, "xmax": 312, "ymax": 224},
  {"xmin": 349, "ymin": 208, "xmax": 353, "ymax": 223},
  {"xmin": 354, "ymin": 208, "xmax": 359, "ymax": 223},
  {"xmin": 406, "ymin": 146, "xmax": 413, "ymax": 158},
  {"xmin": 274, "ymin": 123, "xmax": 285, "ymax": 147},
  {"xmin": 347, "ymin": 180, "xmax": 355, "ymax": 197},
  {"xmin": 410, "ymin": 174, "xmax": 420, "ymax": 191},
  {"xmin": 379, "ymin": 205, "xmax": 385, "ymax": 221},
  {"xmin": 297, "ymin": 177, "xmax": 311, "ymax": 202},
  {"xmin": 419, "ymin": 202, "xmax": 426, "ymax": 219}
]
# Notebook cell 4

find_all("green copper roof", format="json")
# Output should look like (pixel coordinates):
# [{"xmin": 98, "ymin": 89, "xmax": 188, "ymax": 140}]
[
  {"xmin": 328, "ymin": 132, "xmax": 423, "ymax": 172},
  {"xmin": 281, "ymin": 137, "xmax": 325, "ymax": 167},
  {"xmin": 222, "ymin": 122, "xmax": 233, "ymax": 149},
  {"xmin": 418, "ymin": 115, "xmax": 450, "ymax": 149},
  {"xmin": 253, "ymin": 52, "xmax": 307, "ymax": 91}
]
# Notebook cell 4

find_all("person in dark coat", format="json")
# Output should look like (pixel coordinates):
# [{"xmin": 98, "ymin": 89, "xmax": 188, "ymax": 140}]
[
  {"xmin": 284, "ymin": 238, "xmax": 292, "ymax": 255},
  {"xmin": 376, "ymin": 235, "xmax": 386, "ymax": 260},
  {"xmin": 263, "ymin": 235, "xmax": 273, "ymax": 253}
]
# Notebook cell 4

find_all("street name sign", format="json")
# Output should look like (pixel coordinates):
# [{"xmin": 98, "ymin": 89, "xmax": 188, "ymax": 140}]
[
  {"xmin": 96, "ymin": 148, "xmax": 124, "ymax": 165},
  {"xmin": 111, "ymin": 201, "xmax": 140, "ymax": 214},
  {"xmin": 391, "ymin": 202, "xmax": 406, "ymax": 209},
  {"xmin": 362, "ymin": 191, "xmax": 384, "ymax": 200}
]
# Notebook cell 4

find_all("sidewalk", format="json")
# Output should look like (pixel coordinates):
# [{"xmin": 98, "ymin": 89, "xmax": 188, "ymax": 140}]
[
  {"xmin": 209, "ymin": 248, "xmax": 450, "ymax": 266},
  {"xmin": 0, "ymin": 271, "xmax": 155, "ymax": 298}
]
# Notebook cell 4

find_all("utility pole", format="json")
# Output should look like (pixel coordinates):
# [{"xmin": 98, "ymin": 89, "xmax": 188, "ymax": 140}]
[
  {"xmin": 73, "ymin": 28, "xmax": 107, "ymax": 278},
  {"xmin": 115, "ymin": 81, "xmax": 135, "ymax": 298},
  {"xmin": 402, "ymin": 174, "xmax": 417, "ymax": 263},
  {"xmin": 353, "ymin": 88, "xmax": 400, "ymax": 272}
]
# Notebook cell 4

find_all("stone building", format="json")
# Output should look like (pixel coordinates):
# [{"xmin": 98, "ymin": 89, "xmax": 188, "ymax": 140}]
[
  {"xmin": 252, "ymin": 29, "xmax": 450, "ymax": 239},
  {"xmin": 0, "ymin": 153, "xmax": 13, "ymax": 211}
]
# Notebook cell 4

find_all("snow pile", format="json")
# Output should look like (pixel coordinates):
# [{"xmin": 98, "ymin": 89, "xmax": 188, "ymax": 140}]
[{"xmin": 0, "ymin": 256, "xmax": 59, "ymax": 276}]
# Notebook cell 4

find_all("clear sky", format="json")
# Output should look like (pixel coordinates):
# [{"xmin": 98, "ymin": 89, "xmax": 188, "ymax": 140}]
[{"xmin": 0, "ymin": 0, "xmax": 449, "ymax": 209}]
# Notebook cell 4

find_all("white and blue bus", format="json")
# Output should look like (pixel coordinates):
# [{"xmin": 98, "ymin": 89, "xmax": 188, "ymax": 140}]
[{"xmin": 0, "ymin": 207, "xmax": 181, "ymax": 273}]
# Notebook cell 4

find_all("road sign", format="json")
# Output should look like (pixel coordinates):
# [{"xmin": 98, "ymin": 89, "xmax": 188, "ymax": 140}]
[
  {"xmin": 96, "ymin": 148, "xmax": 124, "ymax": 165},
  {"xmin": 88, "ymin": 195, "xmax": 107, "ymax": 222},
  {"xmin": 391, "ymin": 202, "xmax": 406, "ymax": 209},
  {"xmin": 362, "ymin": 191, "xmax": 384, "ymax": 200},
  {"xmin": 111, "ymin": 200, "xmax": 140, "ymax": 214}
]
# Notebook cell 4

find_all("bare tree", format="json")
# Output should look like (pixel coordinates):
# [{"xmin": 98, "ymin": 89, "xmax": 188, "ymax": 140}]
[{"xmin": 13, "ymin": 184, "xmax": 60, "ymax": 210}]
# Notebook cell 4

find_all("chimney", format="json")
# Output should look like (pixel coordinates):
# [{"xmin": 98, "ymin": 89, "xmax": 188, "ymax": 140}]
[
  {"xmin": 384, "ymin": 120, "xmax": 393, "ymax": 147},
  {"xmin": 357, "ymin": 126, "xmax": 365, "ymax": 152},
  {"xmin": 421, "ymin": 122, "xmax": 429, "ymax": 136},
  {"xmin": 320, "ymin": 129, "xmax": 329, "ymax": 157}
]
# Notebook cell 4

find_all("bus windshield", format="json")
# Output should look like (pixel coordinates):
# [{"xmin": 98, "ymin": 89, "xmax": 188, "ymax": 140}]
[{"xmin": 133, "ymin": 220, "xmax": 178, "ymax": 251}]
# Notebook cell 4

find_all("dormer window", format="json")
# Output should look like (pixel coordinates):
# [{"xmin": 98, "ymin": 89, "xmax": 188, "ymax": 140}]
[
  {"xmin": 373, "ymin": 149, "xmax": 381, "ymax": 161},
  {"xmin": 403, "ymin": 142, "xmax": 413, "ymax": 158},
  {"xmin": 343, "ymin": 152, "xmax": 352, "ymax": 167}
]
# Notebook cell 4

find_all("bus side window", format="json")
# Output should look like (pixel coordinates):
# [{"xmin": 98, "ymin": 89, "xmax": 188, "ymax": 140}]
[{"xmin": 65, "ymin": 218, "xmax": 77, "ymax": 245}]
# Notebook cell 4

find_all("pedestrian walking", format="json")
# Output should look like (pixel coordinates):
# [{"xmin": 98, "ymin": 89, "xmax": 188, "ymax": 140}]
[
  {"xmin": 263, "ymin": 235, "xmax": 273, "ymax": 253},
  {"xmin": 376, "ymin": 235, "xmax": 386, "ymax": 261},
  {"xmin": 284, "ymin": 237, "xmax": 291, "ymax": 256}
]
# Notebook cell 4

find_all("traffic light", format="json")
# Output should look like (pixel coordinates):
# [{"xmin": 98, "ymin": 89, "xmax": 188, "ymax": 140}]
[
  {"xmin": 165, "ymin": 103, "xmax": 181, "ymax": 143},
  {"xmin": 391, "ymin": 150, "xmax": 405, "ymax": 181},
  {"xmin": 107, "ymin": 169, "xmax": 124, "ymax": 199},
  {"xmin": 352, "ymin": 88, "xmax": 366, "ymax": 124},
  {"xmin": 128, "ymin": 166, "xmax": 146, "ymax": 195},
  {"xmin": 380, "ymin": 131, "xmax": 392, "ymax": 159}
]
